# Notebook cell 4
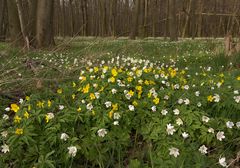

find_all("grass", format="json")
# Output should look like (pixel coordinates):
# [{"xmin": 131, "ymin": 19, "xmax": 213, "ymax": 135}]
[{"xmin": 0, "ymin": 38, "xmax": 239, "ymax": 109}]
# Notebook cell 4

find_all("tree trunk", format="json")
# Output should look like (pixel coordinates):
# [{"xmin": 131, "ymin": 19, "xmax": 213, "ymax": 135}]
[
  {"xmin": 169, "ymin": 0, "xmax": 178, "ymax": 41},
  {"xmin": 69, "ymin": 0, "xmax": 74, "ymax": 36},
  {"xmin": 81, "ymin": 0, "xmax": 88, "ymax": 36},
  {"xmin": 139, "ymin": 0, "xmax": 145, "ymax": 38},
  {"xmin": 16, "ymin": 0, "xmax": 29, "ymax": 49},
  {"xmin": 109, "ymin": 0, "xmax": 117, "ymax": 37},
  {"xmin": 190, "ymin": 0, "xmax": 196, "ymax": 39},
  {"xmin": 197, "ymin": 0, "xmax": 203, "ymax": 37},
  {"xmin": 130, "ymin": 0, "xmax": 140, "ymax": 39},
  {"xmin": 213, "ymin": 0, "xmax": 217, "ymax": 38},
  {"xmin": 7, "ymin": 0, "xmax": 23, "ymax": 46},
  {"xmin": 182, "ymin": 0, "xmax": 191, "ymax": 38},
  {"xmin": 143, "ymin": 0, "xmax": 148, "ymax": 37},
  {"xmin": 152, "ymin": 0, "xmax": 158, "ymax": 37},
  {"xmin": 62, "ymin": 0, "xmax": 66, "ymax": 37},
  {"xmin": 164, "ymin": 0, "xmax": 169, "ymax": 39},
  {"xmin": 36, "ymin": 0, "xmax": 55, "ymax": 48},
  {"xmin": 0, "ymin": 0, "xmax": 6, "ymax": 41},
  {"xmin": 28, "ymin": 0, "xmax": 38, "ymax": 47}
]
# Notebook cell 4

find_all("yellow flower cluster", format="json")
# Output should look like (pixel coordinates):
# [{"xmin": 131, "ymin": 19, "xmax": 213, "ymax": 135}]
[{"xmin": 15, "ymin": 128, "xmax": 23, "ymax": 135}]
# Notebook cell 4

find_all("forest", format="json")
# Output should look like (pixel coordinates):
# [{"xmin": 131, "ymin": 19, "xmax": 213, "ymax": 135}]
[
  {"xmin": 0, "ymin": 0, "xmax": 240, "ymax": 168},
  {"xmin": 1, "ymin": 0, "xmax": 240, "ymax": 47}
]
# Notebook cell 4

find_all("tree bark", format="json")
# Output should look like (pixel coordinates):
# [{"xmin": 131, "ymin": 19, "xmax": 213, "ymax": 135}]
[
  {"xmin": 28, "ymin": 0, "xmax": 38, "ymax": 47},
  {"xmin": 7, "ymin": 0, "xmax": 23, "ymax": 46},
  {"xmin": 151, "ymin": 0, "xmax": 157, "ymax": 37},
  {"xmin": 143, "ymin": 0, "xmax": 148, "ymax": 37},
  {"xmin": 182, "ymin": 0, "xmax": 191, "ymax": 38},
  {"xmin": 164, "ymin": 0, "xmax": 169, "ymax": 39},
  {"xmin": 190, "ymin": 0, "xmax": 196, "ymax": 39},
  {"xmin": 16, "ymin": 0, "xmax": 29, "ymax": 49},
  {"xmin": 130, "ymin": 0, "xmax": 140, "ymax": 39},
  {"xmin": 36, "ymin": 0, "xmax": 55, "ymax": 48},
  {"xmin": 0, "ymin": 0, "xmax": 6, "ymax": 41},
  {"xmin": 169, "ymin": 0, "xmax": 178, "ymax": 41},
  {"xmin": 109, "ymin": 0, "xmax": 117, "ymax": 37},
  {"xmin": 139, "ymin": 0, "xmax": 145, "ymax": 38},
  {"xmin": 197, "ymin": 0, "xmax": 203, "ymax": 37}
]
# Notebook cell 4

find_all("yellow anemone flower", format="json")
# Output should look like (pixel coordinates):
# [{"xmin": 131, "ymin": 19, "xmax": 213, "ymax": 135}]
[
  {"xmin": 128, "ymin": 90, "xmax": 134, "ymax": 96},
  {"xmin": 111, "ymin": 68, "xmax": 118, "ymax": 77},
  {"xmin": 77, "ymin": 107, "xmax": 81, "ymax": 112},
  {"xmin": 112, "ymin": 104, "xmax": 118, "ymax": 111},
  {"xmin": 57, "ymin": 88, "xmax": 63, "ymax": 94},
  {"xmin": 11, "ymin": 104, "xmax": 20, "ymax": 113},
  {"xmin": 109, "ymin": 77, "xmax": 116, "ymax": 83},
  {"xmin": 24, "ymin": 111, "xmax": 29, "ymax": 119},
  {"xmin": 48, "ymin": 100, "xmax": 52, "ymax": 107},
  {"xmin": 45, "ymin": 115, "xmax": 50, "ymax": 123},
  {"xmin": 108, "ymin": 110, "xmax": 114, "ymax": 119},
  {"xmin": 94, "ymin": 67, "xmax": 99, "ymax": 73},
  {"xmin": 127, "ymin": 77, "xmax": 133, "ymax": 82},
  {"xmin": 136, "ymin": 86, "xmax": 142, "ymax": 92},
  {"xmin": 15, "ymin": 128, "xmax": 23, "ymax": 135},
  {"xmin": 153, "ymin": 97, "xmax": 160, "ymax": 105},
  {"xmin": 82, "ymin": 84, "xmax": 90, "ymax": 93},
  {"xmin": 90, "ymin": 93, "xmax": 96, "ymax": 100},
  {"xmin": 132, "ymin": 101, "xmax": 138, "ymax": 107},
  {"xmin": 207, "ymin": 95, "xmax": 214, "ymax": 102},
  {"xmin": 14, "ymin": 115, "xmax": 21, "ymax": 123},
  {"xmin": 37, "ymin": 101, "xmax": 44, "ymax": 108},
  {"xmin": 28, "ymin": 105, "xmax": 31, "ymax": 111}
]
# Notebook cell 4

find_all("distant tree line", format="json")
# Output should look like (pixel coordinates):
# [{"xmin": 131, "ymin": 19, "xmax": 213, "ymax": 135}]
[{"xmin": 0, "ymin": 0, "xmax": 240, "ymax": 48}]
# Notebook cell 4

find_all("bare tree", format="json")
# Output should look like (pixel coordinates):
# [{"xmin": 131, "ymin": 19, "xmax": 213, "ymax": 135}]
[
  {"xmin": 36, "ymin": 0, "xmax": 55, "ymax": 48},
  {"xmin": 130, "ymin": 0, "xmax": 140, "ymax": 39},
  {"xmin": 7, "ymin": 0, "xmax": 23, "ymax": 46},
  {"xmin": 28, "ymin": 0, "xmax": 38, "ymax": 47},
  {"xmin": 169, "ymin": 0, "xmax": 178, "ymax": 41},
  {"xmin": 16, "ymin": 0, "xmax": 29, "ymax": 49},
  {"xmin": 0, "ymin": 0, "xmax": 7, "ymax": 41}
]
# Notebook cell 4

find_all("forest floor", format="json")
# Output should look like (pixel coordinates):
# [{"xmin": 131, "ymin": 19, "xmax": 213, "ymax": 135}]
[
  {"xmin": 0, "ymin": 38, "xmax": 240, "ymax": 167},
  {"xmin": 0, "ymin": 37, "xmax": 237, "ymax": 104}
]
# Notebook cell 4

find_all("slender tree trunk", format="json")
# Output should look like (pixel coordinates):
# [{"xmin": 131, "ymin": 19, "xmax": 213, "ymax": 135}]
[
  {"xmin": 0, "ymin": 0, "xmax": 6, "ymax": 40},
  {"xmin": 213, "ymin": 0, "xmax": 217, "ymax": 38},
  {"xmin": 164, "ymin": 0, "xmax": 169, "ymax": 39},
  {"xmin": 16, "ymin": 0, "xmax": 29, "ymax": 49},
  {"xmin": 151, "ymin": 0, "xmax": 157, "ymax": 37},
  {"xmin": 101, "ymin": 0, "xmax": 107, "ymax": 36},
  {"xmin": 81, "ymin": 0, "xmax": 88, "ymax": 36},
  {"xmin": 139, "ymin": 0, "xmax": 145, "ymax": 38},
  {"xmin": 190, "ymin": 0, "xmax": 196, "ymax": 39},
  {"xmin": 125, "ymin": 0, "xmax": 129, "ymax": 36},
  {"xmin": 182, "ymin": 0, "xmax": 191, "ymax": 38},
  {"xmin": 169, "ymin": 0, "xmax": 178, "ymax": 41},
  {"xmin": 109, "ymin": 0, "xmax": 117, "ymax": 37},
  {"xmin": 130, "ymin": 0, "xmax": 140, "ymax": 39},
  {"xmin": 143, "ymin": 0, "xmax": 148, "ymax": 37},
  {"xmin": 28, "ymin": 0, "xmax": 38, "ymax": 47},
  {"xmin": 197, "ymin": 0, "xmax": 203, "ymax": 37},
  {"xmin": 62, "ymin": 0, "xmax": 66, "ymax": 37},
  {"xmin": 69, "ymin": 0, "xmax": 74, "ymax": 36}
]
